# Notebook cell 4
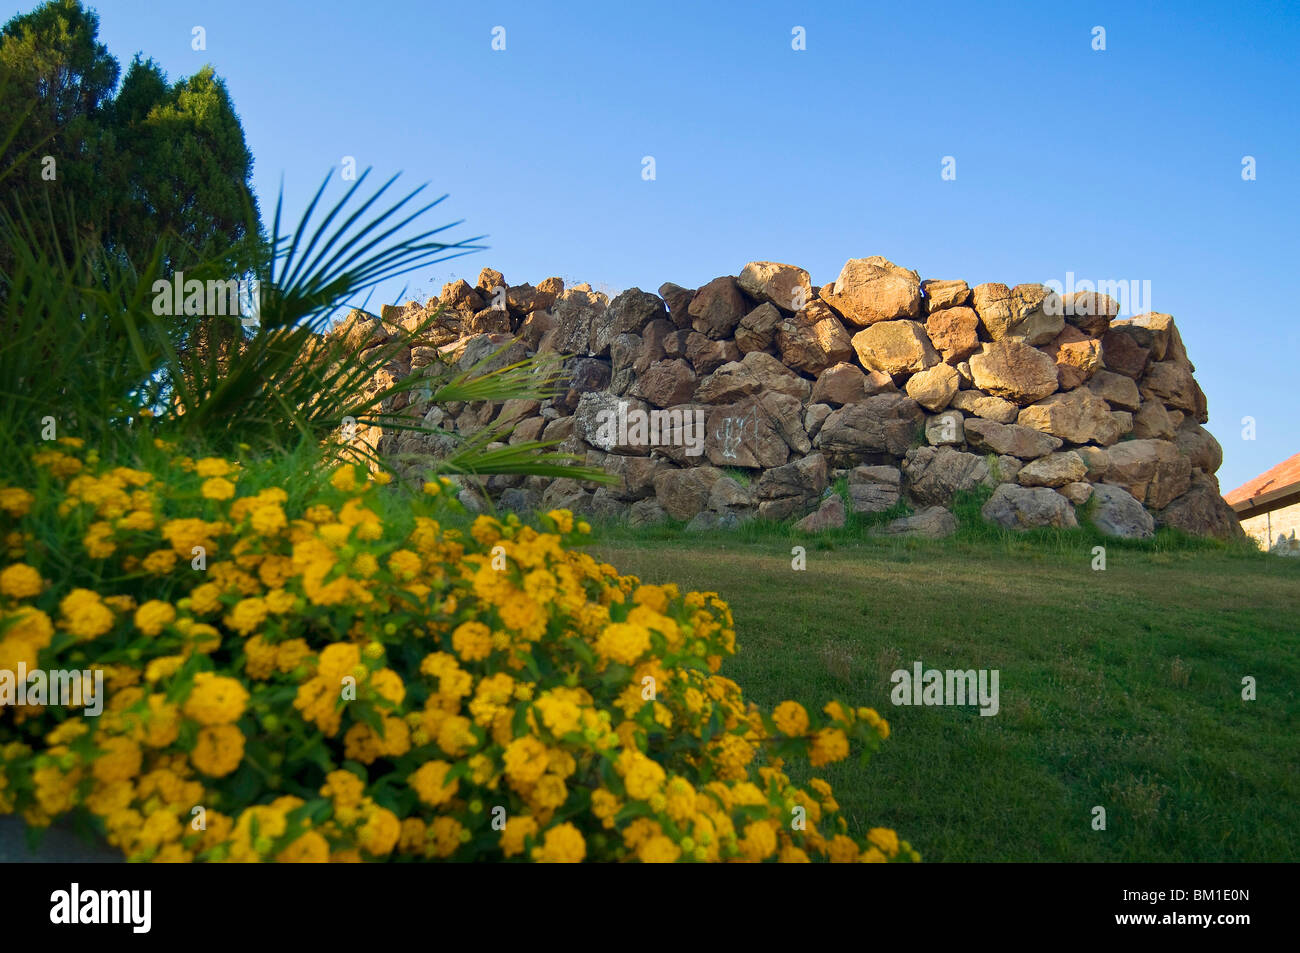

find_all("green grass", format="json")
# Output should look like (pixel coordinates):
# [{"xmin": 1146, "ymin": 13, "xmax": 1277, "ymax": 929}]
[{"xmin": 584, "ymin": 520, "xmax": 1300, "ymax": 861}]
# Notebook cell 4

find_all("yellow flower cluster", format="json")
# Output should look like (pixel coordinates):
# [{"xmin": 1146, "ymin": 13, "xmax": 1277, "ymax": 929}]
[{"xmin": 0, "ymin": 444, "xmax": 915, "ymax": 863}]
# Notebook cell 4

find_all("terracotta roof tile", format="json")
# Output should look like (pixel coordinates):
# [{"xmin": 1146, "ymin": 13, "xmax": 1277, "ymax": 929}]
[{"xmin": 1224, "ymin": 452, "xmax": 1300, "ymax": 507}]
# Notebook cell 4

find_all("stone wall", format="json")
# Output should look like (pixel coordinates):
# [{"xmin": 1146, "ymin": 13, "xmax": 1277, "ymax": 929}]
[{"xmin": 336, "ymin": 256, "xmax": 1245, "ymax": 541}]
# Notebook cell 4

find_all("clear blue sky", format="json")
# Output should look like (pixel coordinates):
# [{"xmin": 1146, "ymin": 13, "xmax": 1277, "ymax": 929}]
[{"xmin": 82, "ymin": 0, "xmax": 1299, "ymax": 494}]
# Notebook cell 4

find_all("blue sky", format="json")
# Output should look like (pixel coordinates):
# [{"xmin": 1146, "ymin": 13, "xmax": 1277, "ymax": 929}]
[{"xmin": 80, "ymin": 0, "xmax": 1300, "ymax": 493}]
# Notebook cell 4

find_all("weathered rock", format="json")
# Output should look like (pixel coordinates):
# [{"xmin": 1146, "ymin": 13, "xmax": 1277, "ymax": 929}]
[
  {"xmin": 924, "ymin": 306, "xmax": 981, "ymax": 363},
  {"xmin": 776, "ymin": 300, "xmax": 854, "ymax": 374},
  {"xmin": 753, "ymin": 453, "xmax": 828, "ymax": 521},
  {"xmin": 1104, "ymin": 439, "xmax": 1192, "ymax": 509},
  {"xmin": 847, "ymin": 466, "xmax": 901, "ymax": 513},
  {"xmin": 1100, "ymin": 328, "xmax": 1150, "ymax": 379},
  {"xmin": 1016, "ymin": 451, "xmax": 1087, "ymax": 488},
  {"xmin": 873, "ymin": 506, "xmax": 958, "ymax": 539},
  {"xmin": 904, "ymin": 362, "xmax": 960, "ymax": 411},
  {"xmin": 708, "ymin": 475, "xmax": 753, "ymax": 512},
  {"xmin": 980, "ymin": 484, "xmax": 1077, "ymax": 530},
  {"xmin": 851, "ymin": 320, "xmax": 941, "ymax": 378},
  {"xmin": 658, "ymin": 282, "xmax": 695, "ymax": 329},
  {"xmin": 1044, "ymin": 324, "xmax": 1103, "ymax": 390},
  {"xmin": 496, "ymin": 398, "xmax": 540, "ymax": 429},
  {"xmin": 634, "ymin": 320, "xmax": 673, "ymax": 374},
  {"xmin": 968, "ymin": 340, "xmax": 1059, "ymax": 405},
  {"xmin": 608, "ymin": 288, "xmax": 668, "ymax": 335},
  {"xmin": 949, "ymin": 389, "xmax": 1019, "ymax": 424},
  {"xmin": 1132, "ymin": 399, "xmax": 1176, "ymax": 440},
  {"xmin": 925, "ymin": 410, "xmax": 965, "ymax": 446},
  {"xmin": 738, "ymin": 261, "xmax": 812, "ymax": 312},
  {"xmin": 653, "ymin": 466, "xmax": 725, "ymax": 521},
  {"xmin": 1087, "ymin": 370, "xmax": 1141, "ymax": 411},
  {"xmin": 608, "ymin": 333, "xmax": 640, "ymax": 395},
  {"xmin": 1074, "ymin": 445, "xmax": 1111, "ymax": 481},
  {"xmin": 688, "ymin": 276, "xmax": 747, "ymax": 339},
  {"xmin": 1088, "ymin": 483, "xmax": 1155, "ymax": 539},
  {"xmin": 476, "ymin": 267, "xmax": 506, "ymax": 295},
  {"xmin": 631, "ymin": 359, "xmax": 697, "ymax": 408},
  {"xmin": 972, "ymin": 283, "xmax": 1064, "ymax": 344},
  {"xmin": 812, "ymin": 363, "xmax": 892, "ymax": 406},
  {"xmin": 549, "ymin": 289, "xmax": 607, "ymax": 356},
  {"xmin": 506, "ymin": 283, "xmax": 556, "ymax": 315},
  {"xmin": 815, "ymin": 393, "xmax": 926, "ymax": 462},
  {"xmin": 1111, "ymin": 313, "xmax": 1174, "ymax": 361},
  {"xmin": 704, "ymin": 401, "xmax": 791, "ymax": 469},
  {"xmin": 804, "ymin": 403, "xmax": 833, "ymax": 440},
  {"xmin": 793, "ymin": 494, "xmax": 846, "ymax": 532},
  {"xmin": 685, "ymin": 333, "xmax": 741, "ymax": 375},
  {"xmin": 1017, "ymin": 388, "xmax": 1122, "ymax": 446},
  {"xmin": 1141, "ymin": 361, "xmax": 1198, "ymax": 413},
  {"xmin": 559, "ymin": 357, "xmax": 612, "ymax": 411},
  {"xmin": 962, "ymin": 417, "xmax": 1063, "ymax": 459},
  {"xmin": 821, "ymin": 256, "xmax": 922, "ymax": 327},
  {"xmin": 518, "ymin": 310, "xmax": 556, "ymax": 350},
  {"xmin": 1155, "ymin": 470, "xmax": 1245, "ymax": 540},
  {"xmin": 1174, "ymin": 422, "xmax": 1222, "ymax": 474},
  {"xmin": 695, "ymin": 351, "xmax": 811, "ymax": 404},
  {"xmin": 628, "ymin": 498, "xmax": 669, "ymax": 527},
  {"xmin": 902, "ymin": 447, "xmax": 994, "ymax": 506},
  {"xmin": 573, "ymin": 392, "xmax": 650, "ymax": 455},
  {"xmin": 921, "ymin": 279, "xmax": 971, "ymax": 312},
  {"xmin": 1061, "ymin": 291, "xmax": 1118, "ymax": 338},
  {"xmin": 734, "ymin": 302, "xmax": 783, "ymax": 353},
  {"xmin": 1059, "ymin": 481, "xmax": 1093, "ymax": 505},
  {"xmin": 440, "ymin": 279, "xmax": 485, "ymax": 312}
]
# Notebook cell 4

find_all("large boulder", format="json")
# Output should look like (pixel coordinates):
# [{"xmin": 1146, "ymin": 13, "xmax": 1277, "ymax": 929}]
[
  {"xmin": 968, "ymin": 340, "xmax": 1059, "ymax": 405},
  {"xmin": 980, "ymin": 484, "xmax": 1078, "ymax": 530},
  {"xmin": 1061, "ymin": 291, "xmax": 1118, "ymax": 338},
  {"xmin": 872, "ymin": 506, "xmax": 958, "ymax": 539},
  {"xmin": 1088, "ymin": 483, "xmax": 1155, "ymax": 539},
  {"xmin": 902, "ymin": 447, "xmax": 994, "ymax": 506},
  {"xmin": 814, "ymin": 393, "xmax": 926, "ymax": 462},
  {"xmin": 821, "ymin": 256, "xmax": 922, "ymax": 327},
  {"xmin": 607, "ymin": 288, "xmax": 668, "ymax": 335},
  {"xmin": 695, "ymin": 351, "xmax": 811, "ymax": 404},
  {"xmin": 962, "ymin": 417, "xmax": 1063, "ymax": 459},
  {"xmin": 921, "ymin": 279, "xmax": 971, "ymax": 312},
  {"xmin": 793, "ymin": 494, "xmax": 846, "ymax": 532},
  {"xmin": 703, "ymin": 401, "xmax": 792, "ymax": 469},
  {"xmin": 1155, "ymin": 470, "xmax": 1245, "ymax": 540},
  {"xmin": 658, "ymin": 282, "xmax": 695, "ymax": 329},
  {"xmin": 1141, "ymin": 361, "xmax": 1199, "ymax": 414},
  {"xmin": 631, "ymin": 359, "xmax": 697, "ymax": 408},
  {"xmin": 549, "ymin": 289, "xmax": 607, "ymax": 356},
  {"xmin": 1044, "ymin": 324, "xmax": 1103, "ymax": 390},
  {"xmin": 971, "ymin": 283, "xmax": 1064, "ymax": 345},
  {"xmin": 812, "ymin": 362, "xmax": 894, "ymax": 406},
  {"xmin": 1100, "ymin": 328, "xmax": 1150, "ymax": 380},
  {"xmin": 904, "ymin": 362, "xmax": 960, "ymax": 412},
  {"xmin": 1016, "ymin": 451, "xmax": 1087, "ymax": 488},
  {"xmin": 685, "ymin": 333, "xmax": 741, "ymax": 375},
  {"xmin": 734, "ymin": 302, "xmax": 783, "ymax": 353},
  {"xmin": 572, "ymin": 393, "xmax": 651, "ymax": 455},
  {"xmin": 775, "ymin": 300, "xmax": 855, "ymax": 374},
  {"xmin": 753, "ymin": 453, "xmax": 828, "ymax": 521},
  {"xmin": 949, "ymin": 389, "xmax": 1020, "ymax": 424},
  {"xmin": 1174, "ymin": 422, "xmax": 1223, "ymax": 473},
  {"xmin": 1016, "ymin": 388, "xmax": 1122, "ymax": 445},
  {"xmin": 924, "ymin": 306, "xmax": 981, "ymax": 363},
  {"xmin": 738, "ymin": 261, "xmax": 812, "ymax": 312},
  {"xmin": 1111, "ymin": 313, "xmax": 1174, "ymax": 361},
  {"xmin": 1104, "ymin": 439, "xmax": 1192, "ymax": 509},
  {"xmin": 653, "ymin": 466, "xmax": 725, "ymax": 521},
  {"xmin": 688, "ymin": 276, "xmax": 747, "ymax": 339},
  {"xmin": 1087, "ymin": 370, "xmax": 1141, "ymax": 411},
  {"xmin": 851, "ymin": 320, "xmax": 941, "ymax": 377},
  {"xmin": 847, "ymin": 465, "xmax": 902, "ymax": 513}
]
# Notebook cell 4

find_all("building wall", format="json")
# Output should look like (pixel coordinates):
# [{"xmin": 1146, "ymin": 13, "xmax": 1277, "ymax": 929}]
[{"xmin": 1239, "ymin": 500, "xmax": 1300, "ymax": 553}]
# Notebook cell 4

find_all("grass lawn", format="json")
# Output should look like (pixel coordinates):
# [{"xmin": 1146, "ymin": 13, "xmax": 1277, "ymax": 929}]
[{"xmin": 585, "ymin": 513, "xmax": 1300, "ymax": 862}]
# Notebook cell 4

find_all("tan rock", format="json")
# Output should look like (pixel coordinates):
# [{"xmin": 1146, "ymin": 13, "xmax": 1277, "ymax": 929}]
[
  {"xmin": 1141, "ymin": 361, "xmax": 1198, "ymax": 413},
  {"xmin": 851, "ymin": 320, "xmax": 940, "ymax": 377},
  {"xmin": 968, "ymin": 340, "xmax": 1059, "ymax": 405},
  {"xmin": 631, "ymin": 359, "xmax": 697, "ymax": 408},
  {"xmin": 1086, "ymin": 370, "xmax": 1141, "ymax": 411},
  {"xmin": 439, "ymin": 279, "xmax": 485, "ymax": 312},
  {"xmin": 971, "ymin": 283, "xmax": 1064, "ymax": 344},
  {"xmin": 1132, "ymin": 399, "xmax": 1176, "ymax": 440},
  {"xmin": 1061, "ymin": 291, "xmax": 1118, "ymax": 337},
  {"xmin": 962, "ymin": 418, "xmax": 1063, "ymax": 459},
  {"xmin": 811, "ymin": 362, "xmax": 894, "ymax": 406},
  {"xmin": 1044, "ymin": 324, "xmax": 1102, "ymax": 390},
  {"xmin": 1100, "ymin": 328, "xmax": 1150, "ymax": 379},
  {"xmin": 821, "ymin": 256, "xmax": 922, "ymax": 327},
  {"xmin": 1060, "ymin": 481, "xmax": 1094, "ymax": 505},
  {"xmin": 925, "ymin": 306, "xmax": 981, "ymax": 363},
  {"xmin": 688, "ymin": 276, "xmax": 747, "ymax": 339},
  {"xmin": 949, "ymin": 389, "xmax": 1019, "ymax": 424},
  {"xmin": 1111, "ymin": 313, "xmax": 1174, "ymax": 361},
  {"xmin": 904, "ymin": 362, "xmax": 960, "ymax": 412},
  {"xmin": 775, "ymin": 300, "xmax": 854, "ymax": 374},
  {"xmin": 685, "ymin": 333, "xmax": 741, "ymax": 374},
  {"xmin": 1105, "ymin": 439, "xmax": 1192, "ymax": 509},
  {"xmin": 738, "ymin": 261, "xmax": 812, "ymax": 312},
  {"xmin": 695, "ymin": 351, "xmax": 811, "ymax": 404},
  {"xmin": 734, "ymin": 302, "xmax": 783, "ymax": 353},
  {"xmin": 1017, "ymin": 451, "xmax": 1087, "ymax": 488},
  {"xmin": 921, "ymin": 279, "xmax": 970, "ymax": 312},
  {"xmin": 1017, "ymin": 388, "xmax": 1122, "ymax": 445}
]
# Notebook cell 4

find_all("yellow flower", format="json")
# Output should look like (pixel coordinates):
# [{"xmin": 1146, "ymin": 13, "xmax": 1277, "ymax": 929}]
[
  {"xmin": 359, "ymin": 807, "xmax": 401, "ymax": 856},
  {"xmin": 595, "ymin": 622, "xmax": 651, "ymax": 666},
  {"xmin": 141, "ymin": 550, "xmax": 178, "ymax": 575},
  {"xmin": 133, "ymin": 600, "xmax": 175, "ymax": 636},
  {"xmin": 809, "ymin": 728, "xmax": 849, "ymax": 768},
  {"xmin": 410, "ymin": 760, "xmax": 458, "ymax": 806},
  {"xmin": 638, "ymin": 835, "xmax": 681, "ymax": 863},
  {"xmin": 201, "ymin": 477, "xmax": 236, "ymax": 501},
  {"xmin": 194, "ymin": 458, "xmax": 232, "ymax": 478},
  {"xmin": 451, "ymin": 621, "xmax": 492, "ymax": 662},
  {"xmin": 867, "ymin": 827, "xmax": 899, "ymax": 858},
  {"xmin": 190, "ymin": 724, "xmax": 245, "ymax": 777},
  {"xmin": 546, "ymin": 509, "xmax": 574, "ymax": 533},
  {"xmin": 278, "ymin": 831, "xmax": 329, "ymax": 863},
  {"xmin": 503, "ymin": 736, "xmax": 549, "ymax": 789},
  {"xmin": 182, "ymin": 673, "xmax": 249, "ymax": 725},
  {"xmin": 0, "ymin": 487, "xmax": 34, "ymax": 518},
  {"xmin": 500, "ymin": 815, "xmax": 537, "ymax": 858},
  {"xmin": 0, "ymin": 563, "xmax": 42, "ymax": 599},
  {"xmin": 534, "ymin": 822, "xmax": 585, "ymax": 863},
  {"xmin": 59, "ymin": 588, "xmax": 115, "ymax": 640},
  {"xmin": 772, "ymin": 701, "xmax": 809, "ymax": 736}
]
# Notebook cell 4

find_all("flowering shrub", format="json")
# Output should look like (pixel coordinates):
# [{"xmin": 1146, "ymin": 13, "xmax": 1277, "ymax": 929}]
[{"xmin": 0, "ymin": 438, "xmax": 916, "ymax": 862}]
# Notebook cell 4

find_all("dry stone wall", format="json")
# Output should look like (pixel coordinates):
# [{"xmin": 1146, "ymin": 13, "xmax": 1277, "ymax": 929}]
[{"xmin": 336, "ymin": 257, "xmax": 1245, "ymax": 541}]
